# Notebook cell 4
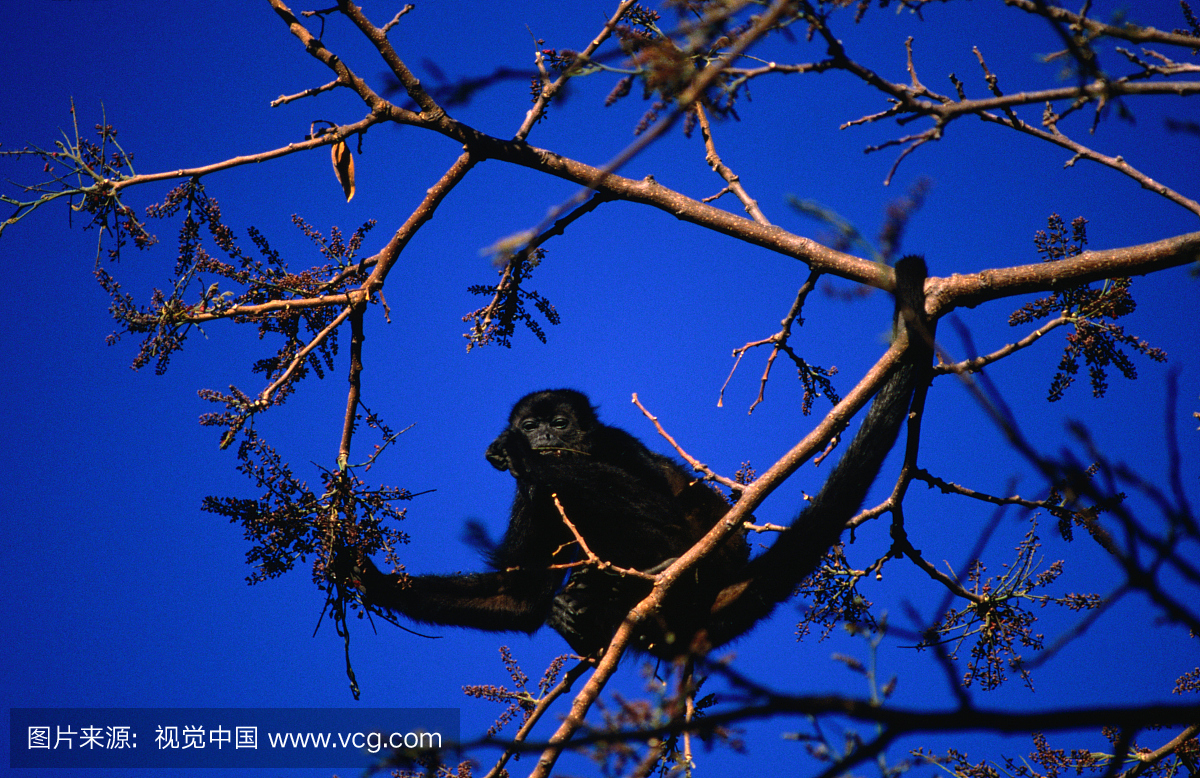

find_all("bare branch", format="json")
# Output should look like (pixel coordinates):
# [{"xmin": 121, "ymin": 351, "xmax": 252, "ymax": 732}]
[
  {"xmin": 694, "ymin": 103, "xmax": 770, "ymax": 225},
  {"xmin": 270, "ymin": 77, "xmax": 343, "ymax": 107},
  {"xmin": 927, "ymin": 231, "xmax": 1200, "ymax": 315},
  {"xmin": 936, "ymin": 315, "xmax": 1072, "ymax": 375},
  {"xmin": 631, "ymin": 393, "xmax": 740, "ymax": 490},
  {"xmin": 514, "ymin": 0, "xmax": 639, "ymax": 141},
  {"xmin": 1003, "ymin": 0, "xmax": 1200, "ymax": 49}
]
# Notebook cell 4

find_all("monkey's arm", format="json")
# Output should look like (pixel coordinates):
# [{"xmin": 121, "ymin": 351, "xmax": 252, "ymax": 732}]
[{"xmin": 344, "ymin": 555, "xmax": 564, "ymax": 634}]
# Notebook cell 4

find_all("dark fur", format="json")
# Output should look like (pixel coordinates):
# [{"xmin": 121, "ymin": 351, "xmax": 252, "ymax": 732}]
[
  {"xmin": 344, "ymin": 257, "xmax": 929, "ymax": 658},
  {"xmin": 347, "ymin": 387, "xmax": 747, "ymax": 649}
]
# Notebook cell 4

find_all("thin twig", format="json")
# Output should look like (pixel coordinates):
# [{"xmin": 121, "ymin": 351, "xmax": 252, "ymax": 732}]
[
  {"xmin": 514, "ymin": 0, "xmax": 639, "ymax": 141},
  {"xmin": 718, "ymin": 271, "xmax": 822, "ymax": 413},
  {"xmin": 693, "ymin": 103, "xmax": 770, "ymax": 225},
  {"xmin": 551, "ymin": 494, "xmax": 656, "ymax": 580},
  {"xmin": 631, "ymin": 394, "xmax": 740, "ymax": 490},
  {"xmin": 484, "ymin": 659, "xmax": 593, "ymax": 778}
]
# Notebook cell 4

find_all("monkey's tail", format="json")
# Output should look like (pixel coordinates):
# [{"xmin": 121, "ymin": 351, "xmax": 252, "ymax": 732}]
[{"xmin": 703, "ymin": 256, "xmax": 930, "ymax": 650}]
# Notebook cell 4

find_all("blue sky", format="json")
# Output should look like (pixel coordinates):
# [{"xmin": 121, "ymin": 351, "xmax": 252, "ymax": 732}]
[{"xmin": 2, "ymin": 1, "xmax": 1198, "ymax": 776}]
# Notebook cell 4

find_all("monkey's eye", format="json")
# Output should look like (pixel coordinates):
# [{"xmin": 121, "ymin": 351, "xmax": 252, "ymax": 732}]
[
  {"xmin": 520, "ymin": 420, "xmax": 540, "ymax": 432},
  {"xmin": 551, "ymin": 417, "xmax": 570, "ymax": 429}
]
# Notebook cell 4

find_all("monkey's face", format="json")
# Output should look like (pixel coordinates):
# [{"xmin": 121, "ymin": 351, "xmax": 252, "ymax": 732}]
[
  {"xmin": 486, "ymin": 390, "xmax": 598, "ymax": 474},
  {"xmin": 517, "ymin": 402, "xmax": 588, "ymax": 455}
]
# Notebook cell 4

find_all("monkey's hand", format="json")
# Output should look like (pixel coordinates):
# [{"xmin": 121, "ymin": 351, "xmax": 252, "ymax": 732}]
[
  {"xmin": 548, "ymin": 571, "xmax": 615, "ymax": 656},
  {"xmin": 549, "ymin": 564, "xmax": 663, "ymax": 655},
  {"xmin": 485, "ymin": 433, "xmax": 512, "ymax": 472},
  {"xmin": 485, "ymin": 429, "xmax": 533, "ymax": 477},
  {"xmin": 330, "ymin": 547, "xmax": 394, "ymax": 607}
]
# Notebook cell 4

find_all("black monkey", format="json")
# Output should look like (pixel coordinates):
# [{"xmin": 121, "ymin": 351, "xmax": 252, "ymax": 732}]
[
  {"xmin": 342, "ymin": 387, "xmax": 747, "ymax": 639},
  {"xmin": 342, "ymin": 256, "xmax": 929, "ymax": 658}
]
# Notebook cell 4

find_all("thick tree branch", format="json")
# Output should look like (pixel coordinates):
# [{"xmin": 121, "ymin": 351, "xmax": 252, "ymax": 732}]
[{"xmin": 927, "ymin": 231, "xmax": 1200, "ymax": 315}]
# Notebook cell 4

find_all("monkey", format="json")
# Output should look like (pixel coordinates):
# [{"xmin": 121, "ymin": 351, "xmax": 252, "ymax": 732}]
[
  {"xmin": 341, "ymin": 387, "xmax": 748, "ymax": 640},
  {"xmin": 339, "ymin": 256, "xmax": 930, "ymax": 658}
]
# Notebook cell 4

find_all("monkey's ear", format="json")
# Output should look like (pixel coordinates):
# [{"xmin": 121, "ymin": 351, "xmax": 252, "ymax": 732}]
[{"xmin": 485, "ymin": 437, "xmax": 511, "ymax": 472}]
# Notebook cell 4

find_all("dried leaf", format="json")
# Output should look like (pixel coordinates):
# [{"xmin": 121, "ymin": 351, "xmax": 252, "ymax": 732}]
[{"xmin": 331, "ymin": 140, "xmax": 355, "ymax": 202}]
